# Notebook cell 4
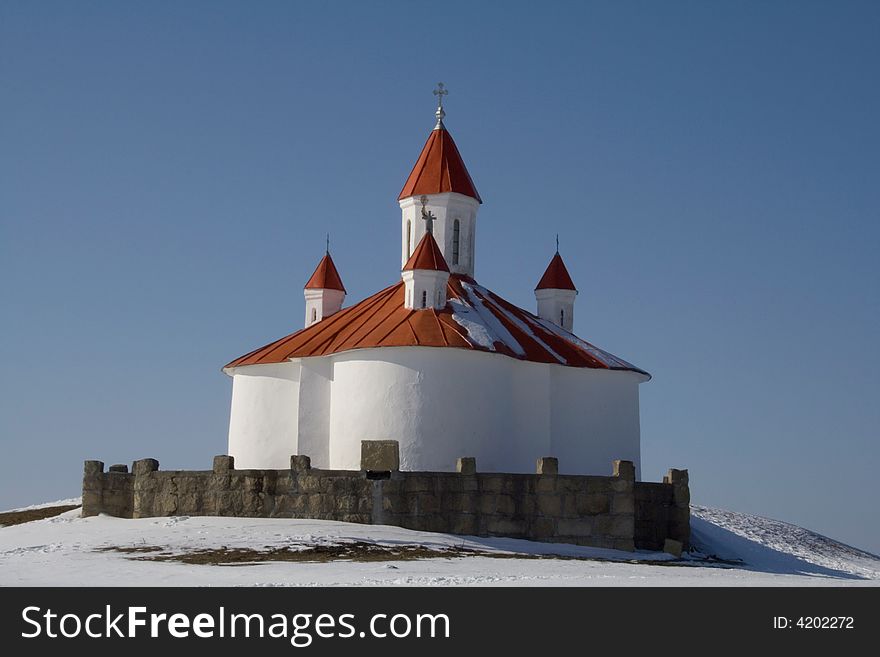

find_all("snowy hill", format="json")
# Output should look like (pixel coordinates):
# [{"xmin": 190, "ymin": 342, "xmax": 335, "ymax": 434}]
[{"xmin": 0, "ymin": 499, "xmax": 877, "ymax": 586}]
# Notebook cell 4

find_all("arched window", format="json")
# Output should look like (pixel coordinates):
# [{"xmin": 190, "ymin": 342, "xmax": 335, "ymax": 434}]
[
  {"xmin": 452, "ymin": 219, "xmax": 460, "ymax": 265},
  {"xmin": 406, "ymin": 220, "xmax": 412, "ymax": 256},
  {"xmin": 560, "ymin": 308, "xmax": 565, "ymax": 326},
  {"xmin": 421, "ymin": 290, "xmax": 427, "ymax": 309},
  {"xmin": 311, "ymin": 308, "xmax": 317, "ymax": 323}
]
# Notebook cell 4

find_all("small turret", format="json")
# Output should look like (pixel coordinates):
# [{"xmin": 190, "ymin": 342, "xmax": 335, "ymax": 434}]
[
  {"xmin": 402, "ymin": 226, "xmax": 450, "ymax": 310},
  {"xmin": 535, "ymin": 248, "xmax": 577, "ymax": 331},
  {"xmin": 304, "ymin": 250, "xmax": 345, "ymax": 328}
]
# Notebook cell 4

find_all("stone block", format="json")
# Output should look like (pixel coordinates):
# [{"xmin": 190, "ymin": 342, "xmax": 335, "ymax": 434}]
[
  {"xmin": 360, "ymin": 440, "xmax": 400, "ymax": 472},
  {"xmin": 479, "ymin": 495, "xmax": 497, "ymax": 514},
  {"xmin": 537, "ymin": 494, "xmax": 561, "ymax": 516},
  {"xmin": 495, "ymin": 494, "xmax": 516, "ymax": 516},
  {"xmin": 299, "ymin": 476, "xmax": 324, "ymax": 493},
  {"xmin": 479, "ymin": 475, "xmax": 504, "ymax": 493},
  {"xmin": 560, "ymin": 493, "xmax": 579, "ymax": 518},
  {"xmin": 83, "ymin": 460, "xmax": 104, "ymax": 477},
  {"xmin": 610, "ymin": 479, "xmax": 633, "ymax": 493},
  {"xmin": 612, "ymin": 493, "xmax": 635, "ymax": 514},
  {"xmin": 592, "ymin": 516, "xmax": 612, "ymax": 535},
  {"xmin": 664, "ymin": 468, "xmax": 689, "ymax": 486},
  {"xmin": 536, "ymin": 457, "xmax": 558, "ymax": 475},
  {"xmin": 612, "ymin": 460, "xmax": 635, "ymax": 481},
  {"xmin": 585, "ymin": 478, "xmax": 612, "ymax": 494},
  {"xmin": 663, "ymin": 538, "xmax": 683, "ymax": 557},
  {"xmin": 450, "ymin": 493, "xmax": 477, "ymax": 514},
  {"xmin": 536, "ymin": 477, "xmax": 557, "ymax": 493},
  {"xmin": 456, "ymin": 457, "xmax": 476, "ymax": 475},
  {"xmin": 132, "ymin": 458, "xmax": 159, "ymax": 476},
  {"xmin": 577, "ymin": 493, "xmax": 610, "ymax": 515},
  {"xmin": 486, "ymin": 517, "xmax": 527, "ymax": 535},
  {"xmin": 212, "ymin": 455, "xmax": 234, "ymax": 473},
  {"xmin": 557, "ymin": 518, "xmax": 593, "ymax": 537},
  {"xmin": 531, "ymin": 518, "xmax": 555, "ymax": 539},
  {"xmin": 290, "ymin": 455, "xmax": 311, "ymax": 472},
  {"xmin": 109, "ymin": 464, "xmax": 128, "ymax": 473},
  {"xmin": 610, "ymin": 515, "xmax": 634, "ymax": 538},
  {"xmin": 403, "ymin": 475, "xmax": 433, "ymax": 493}
]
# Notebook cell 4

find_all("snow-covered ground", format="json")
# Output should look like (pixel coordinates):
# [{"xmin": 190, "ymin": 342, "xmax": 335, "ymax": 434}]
[{"xmin": 0, "ymin": 499, "xmax": 877, "ymax": 586}]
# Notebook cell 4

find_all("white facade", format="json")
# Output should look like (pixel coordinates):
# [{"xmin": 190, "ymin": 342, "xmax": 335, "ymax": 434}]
[
  {"xmin": 536, "ymin": 288, "xmax": 577, "ymax": 332},
  {"xmin": 226, "ymin": 347, "xmax": 646, "ymax": 478},
  {"xmin": 400, "ymin": 192, "xmax": 480, "ymax": 278}
]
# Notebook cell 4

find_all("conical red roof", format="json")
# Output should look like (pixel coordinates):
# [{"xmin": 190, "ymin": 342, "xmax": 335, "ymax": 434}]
[
  {"xmin": 535, "ymin": 253, "xmax": 576, "ymax": 291},
  {"xmin": 304, "ymin": 253, "xmax": 346, "ymax": 292},
  {"xmin": 403, "ymin": 233, "xmax": 450, "ymax": 272},
  {"xmin": 399, "ymin": 126, "xmax": 481, "ymax": 203}
]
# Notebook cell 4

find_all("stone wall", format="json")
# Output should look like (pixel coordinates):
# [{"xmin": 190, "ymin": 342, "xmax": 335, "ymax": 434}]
[{"xmin": 82, "ymin": 442, "xmax": 689, "ymax": 553}]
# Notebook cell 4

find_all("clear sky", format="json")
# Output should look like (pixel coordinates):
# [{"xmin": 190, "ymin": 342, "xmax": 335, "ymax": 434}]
[{"xmin": 1, "ymin": 1, "xmax": 878, "ymax": 553}]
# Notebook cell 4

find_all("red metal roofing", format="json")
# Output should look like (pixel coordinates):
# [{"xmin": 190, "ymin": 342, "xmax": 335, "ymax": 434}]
[
  {"xmin": 398, "ymin": 126, "xmax": 482, "ymax": 203},
  {"xmin": 304, "ymin": 253, "xmax": 346, "ymax": 292},
  {"xmin": 535, "ymin": 252, "xmax": 576, "ymax": 291},
  {"xmin": 402, "ymin": 233, "xmax": 450, "ymax": 272},
  {"xmin": 225, "ymin": 275, "xmax": 647, "ymax": 377}
]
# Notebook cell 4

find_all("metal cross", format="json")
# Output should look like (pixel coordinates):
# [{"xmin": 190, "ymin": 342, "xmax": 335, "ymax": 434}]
[
  {"xmin": 326, "ymin": 233, "xmax": 330, "ymax": 254},
  {"xmin": 420, "ymin": 195, "xmax": 435, "ymax": 235},
  {"xmin": 433, "ymin": 82, "xmax": 448, "ymax": 109}
]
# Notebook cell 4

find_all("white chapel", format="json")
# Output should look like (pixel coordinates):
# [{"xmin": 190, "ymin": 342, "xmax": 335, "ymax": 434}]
[{"xmin": 224, "ymin": 87, "xmax": 650, "ymax": 477}]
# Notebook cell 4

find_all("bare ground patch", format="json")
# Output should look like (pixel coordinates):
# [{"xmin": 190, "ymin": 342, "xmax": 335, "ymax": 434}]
[
  {"xmin": 97, "ymin": 541, "xmax": 703, "ymax": 567},
  {"xmin": 0, "ymin": 505, "xmax": 80, "ymax": 528}
]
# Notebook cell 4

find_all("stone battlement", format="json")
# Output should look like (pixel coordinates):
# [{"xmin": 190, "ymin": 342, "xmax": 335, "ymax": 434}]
[{"xmin": 82, "ymin": 441, "xmax": 689, "ymax": 553}]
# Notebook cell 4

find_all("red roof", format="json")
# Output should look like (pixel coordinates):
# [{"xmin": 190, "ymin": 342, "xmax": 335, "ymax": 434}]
[
  {"xmin": 304, "ymin": 253, "xmax": 345, "ymax": 292},
  {"xmin": 225, "ymin": 275, "xmax": 647, "ymax": 377},
  {"xmin": 536, "ymin": 253, "xmax": 576, "ymax": 291},
  {"xmin": 402, "ymin": 233, "xmax": 450, "ymax": 272},
  {"xmin": 398, "ymin": 126, "xmax": 482, "ymax": 203}
]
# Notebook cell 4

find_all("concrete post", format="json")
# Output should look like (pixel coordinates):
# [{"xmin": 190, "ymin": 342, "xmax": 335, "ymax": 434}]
[
  {"xmin": 360, "ymin": 440, "xmax": 400, "ymax": 472},
  {"xmin": 536, "ymin": 457, "xmax": 558, "ymax": 475},
  {"xmin": 456, "ymin": 457, "xmax": 476, "ymax": 475},
  {"xmin": 213, "ymin": 455, "xmax": 235, "ymax": 473},
  {"xmin": 290, "ymin": 455, "xmax": 312, "ymax": 472},
  {"xmin": 82, "ymin": 460, "xmax": 105, "ymax": 518}
]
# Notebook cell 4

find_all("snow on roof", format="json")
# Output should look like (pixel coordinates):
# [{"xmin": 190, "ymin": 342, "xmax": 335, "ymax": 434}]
[
  {"xmin": 225, "ymin": 275, "xmax": 649, "ymax": 377},
  {"xmin": 402, "ymin": 232, "xmax": 450, "ymax": 272},
  {"xmin": 304, "ymin": 253, "xmax": 346, "ymax": 292},
  {"xmin": 398, "ymin": 126, "xmax": 482, "ymax": 203}
]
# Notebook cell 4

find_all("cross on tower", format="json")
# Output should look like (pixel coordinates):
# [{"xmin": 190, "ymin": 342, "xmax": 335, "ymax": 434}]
[
  {"xmin": 433, "ymin": 82, "xmax": 448, "ymax": 108},
  {"xmin": 433, "ymin": 82, "xmax": 448, "ymax": 128},
  {"xmin": 420, "ymin": 195, "xmax": 436, "ymax": 235}
]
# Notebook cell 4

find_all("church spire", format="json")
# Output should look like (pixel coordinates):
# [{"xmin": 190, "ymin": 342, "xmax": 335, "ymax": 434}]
[{"xmin": 398, "ymin": 84, "xmax": 482, "ymax": 279}]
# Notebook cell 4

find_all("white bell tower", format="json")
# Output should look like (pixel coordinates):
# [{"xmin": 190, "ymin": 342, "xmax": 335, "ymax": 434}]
[{"xmin": 399, "ymin": 83, "xmax": 482, "ymax": 279}]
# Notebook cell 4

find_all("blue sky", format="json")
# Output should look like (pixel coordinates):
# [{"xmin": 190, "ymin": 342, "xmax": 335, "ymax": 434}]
[{"xmin": 1, "ymin": 1, "xmax": 878, "ymax": 553}]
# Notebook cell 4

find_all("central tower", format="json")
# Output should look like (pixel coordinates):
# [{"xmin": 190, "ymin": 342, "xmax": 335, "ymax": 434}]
[{"xmin": 398, "ymin": 83, "xmax": 482, "ymax": 279}]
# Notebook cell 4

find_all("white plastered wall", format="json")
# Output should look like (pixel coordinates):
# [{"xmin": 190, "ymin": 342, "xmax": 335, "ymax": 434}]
[
  {"xmin": 227, "ymin": 346, "xmax": 644, "ymax": 477},
  {"xmin": 400, "ymin": 193, "xmax": 480, "ymax": 277},
  {"xmin": 227, "ymin": 362, "xmax": 301, "ymax": 469}
]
